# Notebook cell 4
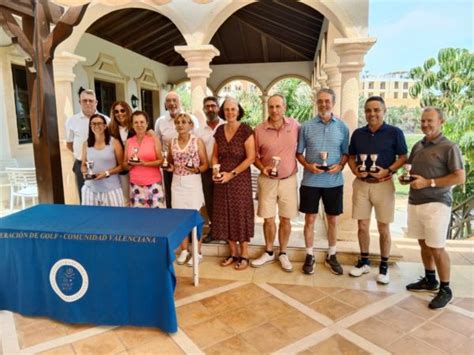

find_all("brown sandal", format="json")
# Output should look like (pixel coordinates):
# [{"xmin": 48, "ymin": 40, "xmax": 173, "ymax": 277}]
[
  {"xmin": 235, "ymin": 257, "xmax": 249, "ymax": 271},
  {"xmin": 221, "ymin": 255, "xmax": 239, "ymax": 267}
]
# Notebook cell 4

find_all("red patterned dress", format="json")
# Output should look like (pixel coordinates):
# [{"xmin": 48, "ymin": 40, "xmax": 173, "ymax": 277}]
[{"xmin": 212, "ymin": 124, "xmax": 254, "ymax": 242}]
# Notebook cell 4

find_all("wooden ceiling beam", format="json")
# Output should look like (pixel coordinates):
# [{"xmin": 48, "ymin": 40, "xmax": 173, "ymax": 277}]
[
  {"xmin": 211, "ymin": 31, "xmax": 230, "ymax": 63},
  {"xmin": 272, "ymin": 1, "xmax": 324, "ymax": 23},
  {"xmin": 102, "ymin": 11, "xmax": 152, "ymax": 40},
  {"xmin": 123, "ymin": 21, "xmax": 176, "ymax": 49},
  {"xmin": 112, "ymin": 15, "xmax": 170, "ymax": 44},
  {"xmin": 141, "ymin": 32, "xmax": 184, "ymax": 57},
  {"xmin": 237, "ymin": 19, "xmax": 249, "ymax": 60},
  {"xmin": 261, "ymin": 34, "xmax": 269, "ymax": 62},
  {"xmin": 237, "ymin": 17, "xmax": 307, "ymax": 60}
]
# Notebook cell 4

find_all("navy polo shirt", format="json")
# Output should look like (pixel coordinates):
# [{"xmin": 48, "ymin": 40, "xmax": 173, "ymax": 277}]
[{"xmin": 349, "ymin": 122, "xmax": 407, "ymax": 168}]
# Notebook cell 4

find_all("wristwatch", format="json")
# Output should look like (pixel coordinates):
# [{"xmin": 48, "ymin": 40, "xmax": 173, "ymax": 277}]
[
  {"xmin": 430, "ymin": 178, "xmax": 436, "ymax": 188},
  {"xmin": 105, "ymin": 171, "xmax": 110, "ymax": 178}
]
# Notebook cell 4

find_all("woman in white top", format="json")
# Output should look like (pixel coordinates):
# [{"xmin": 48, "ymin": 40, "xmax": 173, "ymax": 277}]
[
  {"xmin": 81, "ymin": 114, "xmax": 124, "ymax": 206},
  {"xmin": 108, "ymin": 101, "xmax": 133, "ymax": 205},
  {"xmin": 166, "ymin": 113, "xmax": 208, "ymax": 266}
]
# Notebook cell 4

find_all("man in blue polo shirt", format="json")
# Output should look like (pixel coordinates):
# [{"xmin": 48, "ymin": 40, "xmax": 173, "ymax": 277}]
[
  {"xmin": 348, "ymin": 96, "xmax": 407, "ymax": 284},
  {"xmin": 297, "ymin": 88, "xmax": 349, "ymax": 275}
]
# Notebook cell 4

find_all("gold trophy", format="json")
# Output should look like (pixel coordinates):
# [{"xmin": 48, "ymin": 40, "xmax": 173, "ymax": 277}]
[
  {"xmin": 269, "ymin": 156, "xmax": 281, "ymax": 177},
  {"xmin": 319, "ymin": 151, "xmax": 329, "ymax": 171},
  {"xmin": 129, "ymin": 147, "xmax": 140, "ymax": 163},
  {"xmin": 369, "ymin": 154, "xmax": 380, "ymax": 172},
  {"xmin": 186, "ymin": 158, "xmax": 194, "ymax": 169},
  {"xmin": 213, "ymin": 164, "xmax": 222, "ymax": 178},
  {"xmin": 162, "ymin": 149, "xmax": 169, "ymax": 169},
  {"xmin": 358, "ymin": 154, "xmax": 368, "ymax": 172},
  {"xmin": 85, "ymin": 160, "xmax": 97, "ymax": 180},
  {"xmin": 400, "ymin": 164, "xmax": 416, "ymax": 182}
]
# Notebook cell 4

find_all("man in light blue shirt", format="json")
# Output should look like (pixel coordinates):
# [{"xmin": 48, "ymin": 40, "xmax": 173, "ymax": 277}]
[{"xmin": 296, "ymin": 88, "xmax": 349, "ymax": 276}]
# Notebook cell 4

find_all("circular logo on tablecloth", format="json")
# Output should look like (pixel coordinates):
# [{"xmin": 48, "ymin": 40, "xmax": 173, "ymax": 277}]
[{"xmin": 49, "ymin": 259, "xmax": 89, "ymax": 302}]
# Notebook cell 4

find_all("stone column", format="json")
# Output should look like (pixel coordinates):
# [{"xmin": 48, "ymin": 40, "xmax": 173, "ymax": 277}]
[
  {"xmin": 260, "ymin": 94, "xmax": 268, "ymax": 121},
  {"xmin": 322, "ymin": 64, "xmax": 341, "ymax": 116},
  {"xmin": 53, "ymin": 51, "xmax": 85, "ymax": 205},
  {"xmin": 332, "ymin": 37, "xmax": 376, "ymax": 241},
  {"xmin": 175, "ymin": 45, "xmax": 220, "ymax": 126}
]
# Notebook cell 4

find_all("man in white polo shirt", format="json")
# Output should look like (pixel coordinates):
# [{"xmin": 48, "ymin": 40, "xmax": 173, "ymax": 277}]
[{"xmin": 65, "ymin": 89, "xmax": 108, "ymax": 202}]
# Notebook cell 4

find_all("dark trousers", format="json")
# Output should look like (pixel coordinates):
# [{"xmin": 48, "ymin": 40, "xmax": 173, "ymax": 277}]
[
  {"xmin": 201, "ymin": 169, "xmax": 214, "ymax": 225},
  {"xmin": 163, "ymin": 170, "xmax": 173, "ymax": 208},
  {"xmin": 73, "ymin": 159, "xmax": 85, "ymax": 203}
]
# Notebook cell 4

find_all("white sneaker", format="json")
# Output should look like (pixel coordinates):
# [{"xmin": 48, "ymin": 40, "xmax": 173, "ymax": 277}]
[
  {"xmin": 251, "ymin": 251, "xmax": 276, "ymax": 268},
  {"xmin": 176, "ymin": 250, "xmax": 190, "ymax": 265},
  {"xmin": 279, "ymin": 253, "xmax": 293, "ymax": 272},
  {"xmin": 349, "ymin": 261, "xmax": 371, "ymax": 277},
  {"xmin": 377, "ymin": 270, "xmax": 390, "ymax": 285},
  {"xmin": 187, "ymin": 254, "xmax": 203, "ymax": 267}
]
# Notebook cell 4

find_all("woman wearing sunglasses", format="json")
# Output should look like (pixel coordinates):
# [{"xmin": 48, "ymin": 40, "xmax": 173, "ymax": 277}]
[
  {"xmin": 80, "ymin": 114, "xmax": 124, "ymax": 206},
  {"xmin": 109, "ymin": 101, "xmax": 133, "ymax": 205}
]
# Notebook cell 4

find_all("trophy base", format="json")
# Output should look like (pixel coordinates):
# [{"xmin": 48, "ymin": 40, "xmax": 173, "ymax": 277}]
[
  {"xmin": 318, "ymin": 165, "xmax": 330, "ymax": 171},
  {"xmin": 186, "ymin": 165, "xmax": 194, "ymax": 169},
  {"xmin": 128, "ymin": 159, "xmax": 140, "ymax": 164},
  {"xmin": 357, "ymin": 166, "xmax": 367, "ymax": 173},
  {"xmin": 269, "ymin": 171, "xmax": 278, "ymax": 177},
  {"xmin": 369, "ymin": 167, "xmax": 381, "ymax": 173},
  {"xmin": 162, "ymin": 162, "xmax": 169, "ymax": 169},
  {"xmin": 400, "ymin": 176, "xmax": 416, "ymax": 182},
  {"xmin": 85, "ymin": 174, "xmax": 97, "ymax": 180}
]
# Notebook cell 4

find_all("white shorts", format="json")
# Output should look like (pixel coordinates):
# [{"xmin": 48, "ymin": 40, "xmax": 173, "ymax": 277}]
[
  {"xmin": 407, "ymin": 202, "xmax": 451, "ymax": 248},
  {"xmin": 81, "ymin": 186, "xmax": 124, "ymax": 207}
]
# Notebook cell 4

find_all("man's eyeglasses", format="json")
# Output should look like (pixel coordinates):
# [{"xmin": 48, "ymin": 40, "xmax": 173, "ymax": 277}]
[
  {"xmin": 81, "ymin": 99, "xmax": 95, "ymax": 103},
  {"xmin": 90, "ymin": 122, "xmax": 105, "ymax": 127},
  {"xmin": 114, "ymin": 109, "xmax": 126, "ymax": 114}
]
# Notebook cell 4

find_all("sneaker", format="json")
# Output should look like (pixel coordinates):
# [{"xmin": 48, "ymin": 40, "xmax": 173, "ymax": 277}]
[
  {"xmin": 325, "ymin": 254, "xmax": 343, "ymax": 275},
  {"xmin": 187, "ymin": 254, "xmax": 203, "ymax": 267},
  {"xmin": 406, "ymin": 277, "xmax": 440, "ymax": 292},
  {"xmin": 279, "ymin": 253, "xmax": 293, "ymax": 272},
  {"xmin": 429, "ymin": 288, "xmax": 453, "ymax": 309},
  {"xmin": 176, "ymin": 250, "xmax": 190, "ymax": 265},
  {"xmin": 302, "ymin": 254, "xmax": 315, "ymax": 275},
  {"xmin": 251, "ymin": 251, "xmax": 276, "ymax": 268},
  {"xmin": 377, "ymin": 270, "xmax": 390, "ymax": 285},
  {"xmin": 349, "ymin": 260, "xmax": 371, "ymax": 277}
]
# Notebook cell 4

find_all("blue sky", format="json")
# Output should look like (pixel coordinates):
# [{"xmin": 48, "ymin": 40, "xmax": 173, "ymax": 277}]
[{"xmin": 364, "ymin": 0, "xmax": 473, "ymax": 75}]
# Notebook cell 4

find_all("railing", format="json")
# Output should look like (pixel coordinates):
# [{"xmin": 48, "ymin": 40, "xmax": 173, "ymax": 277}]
[{"xmin": 448, "ymin": 195, "xmax": 474, "ymax": 240}]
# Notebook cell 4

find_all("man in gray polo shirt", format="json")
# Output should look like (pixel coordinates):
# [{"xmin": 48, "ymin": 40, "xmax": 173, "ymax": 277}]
[{"xmin": 401, "ymin": 107, "xmax": 465, "ymax": 309}]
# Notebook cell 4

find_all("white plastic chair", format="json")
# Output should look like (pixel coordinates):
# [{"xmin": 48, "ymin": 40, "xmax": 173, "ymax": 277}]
[{"xmin": 6, "ymin": 167, "xmax": 38, "ymax": 210}]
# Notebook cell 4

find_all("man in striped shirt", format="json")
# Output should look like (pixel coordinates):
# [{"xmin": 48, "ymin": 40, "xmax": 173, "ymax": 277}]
[{"xmin": 296, "ymin": 88, "xmax": 350, "ymax": 275}]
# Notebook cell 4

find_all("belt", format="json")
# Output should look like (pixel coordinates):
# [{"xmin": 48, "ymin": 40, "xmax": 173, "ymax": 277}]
[{"xmin": 358, "ymin": 175, "xmax": 393, "ymax": 184}]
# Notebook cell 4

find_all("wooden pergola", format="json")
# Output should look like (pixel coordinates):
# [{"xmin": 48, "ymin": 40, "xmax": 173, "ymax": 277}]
[{"xmin": 0, "ymin": 0, "xmax": 88, "ymax": 204}]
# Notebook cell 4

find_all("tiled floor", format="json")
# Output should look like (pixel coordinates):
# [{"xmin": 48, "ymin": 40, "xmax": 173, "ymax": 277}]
[{"xmin": 1, "ymin": 257, "xmax": 473, "ymax": 354}]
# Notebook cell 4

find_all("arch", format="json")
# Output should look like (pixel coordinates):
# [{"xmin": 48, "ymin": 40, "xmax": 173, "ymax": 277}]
[
  {"xmin": 265, "ymin": 74, "xmax": 312, "ymax": 95},
  {"xmin": 202, "ymin": 0, "xmax": 363, "ymax": 45},
  {"xmin": 56, "ymin": 2, "xmax": 189, "ymax": 55},
  {"xmin": 173, "ymin": 78, "xmax": 215, "ymax": 95},
  {"xmin": 215, "ymin": 76, "xmax": 264, "ymax": 97}
]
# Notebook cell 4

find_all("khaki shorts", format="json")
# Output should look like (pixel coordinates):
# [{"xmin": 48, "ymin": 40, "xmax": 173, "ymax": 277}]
[
  {"xmin": 407, "ymin": 202, "xmax": 451, "ymax": 248},
  {"xmin": 352, "ymin": 178, "xmax": 395, "ymax": 224},
  {"xmin": 257, "ymin": 174, "xmax": 299, "ymax": 219}
]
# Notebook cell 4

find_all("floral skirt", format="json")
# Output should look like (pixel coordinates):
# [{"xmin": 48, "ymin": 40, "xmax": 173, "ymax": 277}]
[{"xmin": 129, "ymin": 181, "xmax": 165, "ymax": 208}]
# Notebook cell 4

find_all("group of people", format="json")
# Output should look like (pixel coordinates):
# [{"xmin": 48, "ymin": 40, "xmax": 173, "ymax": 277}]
[{"xmin": 66, "ymin": 87, "xmax": 465, "ymax": 310}]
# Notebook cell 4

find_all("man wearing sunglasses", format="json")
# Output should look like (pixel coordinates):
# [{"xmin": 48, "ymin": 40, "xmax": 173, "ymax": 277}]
[{"xmin": 65, "ymin": 89, "xmax": 109, "ymax": 202}]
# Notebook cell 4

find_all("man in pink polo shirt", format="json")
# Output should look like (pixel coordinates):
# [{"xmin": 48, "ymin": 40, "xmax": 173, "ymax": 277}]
[{"xmin": 251, "ymin": 94, "xmax": 300, "ymax": 272}]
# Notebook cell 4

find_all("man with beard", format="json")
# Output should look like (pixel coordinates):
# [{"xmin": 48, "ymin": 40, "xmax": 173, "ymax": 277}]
[{"xmin": 196, "ymin": 96, "xmax": 225, "ymax": 243}]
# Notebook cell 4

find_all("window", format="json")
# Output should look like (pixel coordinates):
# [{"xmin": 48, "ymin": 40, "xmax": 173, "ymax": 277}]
[
  {"xmin": 368, "ymin": 81, "xmax": 374, "ymax": 89},
  {"xmin": 403, "ymin": 92, "xmax": 408, "ymax": 99},
  {"xmin": 368, "ymin": 92, "xmax": 373, "ymax": 97},
  {"xmin": 394, "ymin": 92, "xmax": 399, "ymax": 99},
  {"xmin": 94, "ymin": 80, "xmax": 116, "ymax": 114},
  {"xmin": 141, "ymin": 89, "xmax": 154, "ymax": 120},
  {"xmin": 403, "ymin": 82, "xmax": 409, "ymax": 90},
  {"xmin": 11, "ymin": 65, "xmax": 32, "ymax": 144},
  {"xmin": 380, "ymin": 92, "xmax": 385, "ymax": 99},
  {"xmin": 380, "ymin": 82, "xmax": 386, "ymax": 90},
  {"xmin": 394, "ymin": 82, "xmax": 399, "ymax": 89}
]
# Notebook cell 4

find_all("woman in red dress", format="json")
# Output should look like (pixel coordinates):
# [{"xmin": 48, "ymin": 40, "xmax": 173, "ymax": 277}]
[{"xmin": 212, "ymin": 97, "xmax": 255, "ymax": 270}]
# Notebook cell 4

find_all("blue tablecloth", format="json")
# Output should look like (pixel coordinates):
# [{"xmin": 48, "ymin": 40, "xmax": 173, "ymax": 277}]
[{"xmin": 0, "ymin": 204, "xmax": 203, "ymax": 333}]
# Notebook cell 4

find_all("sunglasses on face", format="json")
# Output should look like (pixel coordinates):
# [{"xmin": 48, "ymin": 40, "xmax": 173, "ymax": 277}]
[{"xmin": 114, "ymin": 109, "xmax": 126, "ymax": 114}]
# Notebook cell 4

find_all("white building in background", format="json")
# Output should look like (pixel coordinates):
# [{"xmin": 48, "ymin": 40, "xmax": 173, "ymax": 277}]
[{"xmin": 361, "ymin": 71, "xmax": 420, "ymax": 108}]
